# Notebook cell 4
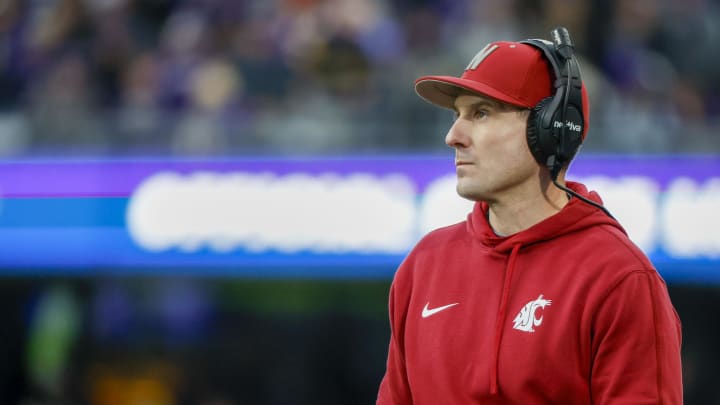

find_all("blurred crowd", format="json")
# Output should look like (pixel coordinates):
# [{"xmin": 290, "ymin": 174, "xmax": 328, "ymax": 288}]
[{"xmin": 0, "ymin": 0, "xmax": 719, "ymax": 156}]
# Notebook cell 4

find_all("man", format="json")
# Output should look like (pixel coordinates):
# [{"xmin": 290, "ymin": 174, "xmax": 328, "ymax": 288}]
[{"xmin": 376, "ymin": 28, "xmax": 683, "ymax": 404}]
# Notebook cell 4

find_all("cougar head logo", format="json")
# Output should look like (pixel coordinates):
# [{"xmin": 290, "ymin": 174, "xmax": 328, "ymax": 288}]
[{"xmin": 512, "ymin": 294, "xmax": 552, "ymax": 333}]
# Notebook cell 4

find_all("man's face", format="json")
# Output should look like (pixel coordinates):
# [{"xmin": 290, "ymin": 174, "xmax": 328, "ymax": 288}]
[{"xmin": 446, "ymin": 93, "xmax": 539, "ymax": 202}]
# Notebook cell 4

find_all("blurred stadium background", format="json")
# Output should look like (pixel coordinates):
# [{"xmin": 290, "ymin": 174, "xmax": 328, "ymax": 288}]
[{"xmin": 0, "ymin": 0, "xmax": 719, "ymax": 404}]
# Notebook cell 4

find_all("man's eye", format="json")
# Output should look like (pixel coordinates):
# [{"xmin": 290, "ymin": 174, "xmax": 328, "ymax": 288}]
[{"xmin": 473, "ymin": 109, "xmax": 488, "ymax": 119}]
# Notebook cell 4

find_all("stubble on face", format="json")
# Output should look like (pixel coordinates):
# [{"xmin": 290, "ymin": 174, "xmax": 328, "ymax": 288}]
[{"xmin": 449, "ymin": 94, "xmax": 537, "ymax": 203}]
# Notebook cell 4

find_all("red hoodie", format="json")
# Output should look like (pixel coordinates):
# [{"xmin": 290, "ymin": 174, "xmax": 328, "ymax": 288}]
[{"xmin": 377, "ymin": 182, "xmax": 682, "ymax": 404}]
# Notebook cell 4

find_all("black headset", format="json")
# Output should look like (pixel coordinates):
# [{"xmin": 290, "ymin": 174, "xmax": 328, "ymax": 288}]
[
  {"xmin": 522, "ymin": 27, "xmax": 585, "ymax": 181},
  {"xmin": 521, "ymin": 28, "xmax": 615, "ymax": 219}
]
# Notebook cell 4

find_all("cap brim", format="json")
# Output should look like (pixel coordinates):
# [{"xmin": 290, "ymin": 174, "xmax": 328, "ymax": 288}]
[{"xmin": 415, "ymin": 75, "xmax": 532, "ymax": 110}]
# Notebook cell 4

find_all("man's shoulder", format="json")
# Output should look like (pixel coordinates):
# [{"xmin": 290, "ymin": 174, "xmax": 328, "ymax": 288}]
[
  {"xmin": 415, "ymin": 220, "xmax": 469, "ymax": 251},
  {"xmin": 392, "ymin": 220, "xmax": 469, "ymax": 284},
  {"xmin": 566, "ymin": 221, "xmax": 655, "ymax": 272}
]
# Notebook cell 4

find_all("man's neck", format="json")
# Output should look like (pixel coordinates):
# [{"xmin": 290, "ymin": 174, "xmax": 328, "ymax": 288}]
[{"xmin": 487, "ymin": 180, "xmax": 570, "ymax": 236}]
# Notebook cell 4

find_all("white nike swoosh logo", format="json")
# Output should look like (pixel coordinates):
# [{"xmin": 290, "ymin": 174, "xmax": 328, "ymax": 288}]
[{"xmin": 422, "ymin": 302, "xmax": 460, "ymax": 318}]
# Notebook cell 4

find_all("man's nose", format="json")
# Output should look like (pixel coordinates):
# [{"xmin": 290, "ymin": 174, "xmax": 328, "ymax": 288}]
[{"xmin": 445, "ymin": 119, "xmax": 469, "ymax": 148}]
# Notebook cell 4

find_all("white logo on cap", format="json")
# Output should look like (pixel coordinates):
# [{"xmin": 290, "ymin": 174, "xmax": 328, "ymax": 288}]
[{"xmin": 466, "ymin": 44, "xmax": 499, "ymax": 71}]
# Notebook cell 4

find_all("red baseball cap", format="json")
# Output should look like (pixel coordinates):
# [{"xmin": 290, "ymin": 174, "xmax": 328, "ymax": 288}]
[{"xmin": 415, "ymin": 41, "xmax": 589, "ymax": 139}]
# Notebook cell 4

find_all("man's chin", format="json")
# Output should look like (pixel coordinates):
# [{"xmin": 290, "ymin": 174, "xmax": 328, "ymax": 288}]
[{"xmin": 456, "ymin": 184, "xmax": 485, "ymax": 202}]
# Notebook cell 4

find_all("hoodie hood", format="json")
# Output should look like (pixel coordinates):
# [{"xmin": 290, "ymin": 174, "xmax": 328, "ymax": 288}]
[{"xmin": 467, "ymin": 181, "xmax": 625, "ymax": 253}]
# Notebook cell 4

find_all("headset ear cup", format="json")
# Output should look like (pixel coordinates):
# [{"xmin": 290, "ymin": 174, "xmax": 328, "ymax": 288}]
[
  {"xmin": 560, "ymin": 105, "xmax": 584, "ymax": 162},
  {"xmin": 526, "ymin": 97, "xmax": 554, "ymax": 166}
]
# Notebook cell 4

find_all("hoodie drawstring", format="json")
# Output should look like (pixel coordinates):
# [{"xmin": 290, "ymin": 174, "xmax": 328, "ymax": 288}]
[{"xmin": 490, "ymin": 243, "xmax": 522, "ymax": 395}]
